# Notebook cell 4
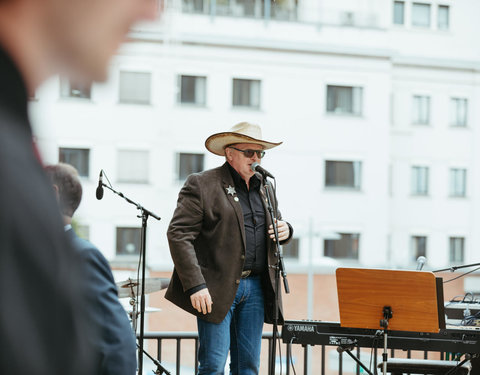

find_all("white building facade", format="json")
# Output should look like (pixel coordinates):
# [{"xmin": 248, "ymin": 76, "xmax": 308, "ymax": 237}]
[{"xmin": 30, "ymin": 0, "xmax": 480, "ymax": 276}]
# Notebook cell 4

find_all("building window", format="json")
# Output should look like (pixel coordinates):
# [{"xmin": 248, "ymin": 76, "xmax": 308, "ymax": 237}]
[
  {"xmin": 412, "ymin": 3, "xmax": 431, "ymax": 27},
  {"xmin": 59, "ymin": 148, "xmax": 90, "ymax": 177},
  {"xmin": 411, "ymin": 166, "xmax": 429, "ymax": 195},
  {"xmin": 450, "ymin": 98, "xmax": 468, "ymax": 127},
  {"xmin": 326, "ymin": 85, "xmax": 363, "ymax": 115},
  {"xmin": 178, "ymin": 75, "xmax": 207, "ymax": 106},
  {"xmin": 449, "ymin": 168, "xmax": 466, "ymax": 197},
  {"xmin": 60, "ymin": 78, "xmax": 91, "ymax": 99},
  {"xmin": 119, "ymin": 71, "xmax": 151, "ymax": 105},
  {"xmin": 182, "ymin": 0, "xmax": 209, "ymax": 14},
  {"xmin": 437, "ymin": 5, "xmax": 449, "ymax": 30},
  {"xmin": 412, "ymin": 95, "xmax": 430, "ymax": 125},
  {"xmin": 449, "ymin": 237, "xmax": 464, "ymax": 263},
  {"xmin": 282, "ymin": 238, "xmax": 299, "ymax": 260},
  {"xmin": 178, "ymin": 153, "xmax": 204, "ymax": 180},
  {"xmin": 412, "ymin": 235, "xmax": 427, "ymax": 260},
  {"xmin": 393, "ymin": 1, "xmax": 405, "ymax": 25},
  {"xmin": 118, "ymin": 150, "xmax": 149, "ymax": 183},
  {"xmin": 325, "ymin": 161, "xmax": 362, "ymax": 189},
  {"xmin": 232, "ymin": 79, "xmax": 261, "ymax": 109},
  {"xmin": 116, "ymin": 227, "xmax": 141, "ymax": 256},
  {"xmin": 324, "ymin": 233, "xmax": 359, "ymax": 260}
]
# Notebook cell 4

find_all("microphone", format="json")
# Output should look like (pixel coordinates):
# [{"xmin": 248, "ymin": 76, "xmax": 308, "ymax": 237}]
[
  {"xmin": 416, "ymin": 256, "xmax": 426, "ymax": 271},
  {"xmin": 96, "ymin": 170, "xmax": 104, "ymax": 200},
  {"xmin": 251, "ymin": 162, "xmax": 275, "ymax": 179}
]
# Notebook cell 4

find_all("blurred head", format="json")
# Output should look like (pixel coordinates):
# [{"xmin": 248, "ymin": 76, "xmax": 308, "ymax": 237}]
[
  {"xmin": 225, "ymin": 143, "xmax": 264, "ymax": 182},
  {"xmin": 44, "ymin": 163, "xmax": 82, "ymax": 218},
  {"xmin": 44, "ymin": 0, "xmax": 158, "ymax": 82},
  {"xmin": 0, "ymin": 0, "xmax": 158, "ymax": 84}
]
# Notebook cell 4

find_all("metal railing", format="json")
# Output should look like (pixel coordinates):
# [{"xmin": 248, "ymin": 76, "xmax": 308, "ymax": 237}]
[{"xmin": 140, "ymin": 331, "xmax": 444, "ymax": 375}]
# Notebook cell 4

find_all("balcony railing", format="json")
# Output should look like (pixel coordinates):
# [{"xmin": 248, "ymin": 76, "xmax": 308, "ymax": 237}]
[
  {"xmin": 140, "ymin": 331, "xmax": 446, "ymax": 375},
  {"xmin": 181, "ymin": 0, "xmax": 298, "ymax": 21}
]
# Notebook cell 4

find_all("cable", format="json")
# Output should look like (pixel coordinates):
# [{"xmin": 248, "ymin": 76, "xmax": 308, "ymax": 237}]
[
  {"xmin": 444, "ymin": 266, "xmax": 480, "ymax": 283},
  {"xmin": 288, "ymin": 338, "xmax": 297, "ymax": 375}
]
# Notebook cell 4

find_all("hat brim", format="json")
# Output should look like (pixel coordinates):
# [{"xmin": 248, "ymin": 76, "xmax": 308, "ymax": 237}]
[{"xmin": 205, "ymin": 132, "xmax": 282, "ymax": 156}]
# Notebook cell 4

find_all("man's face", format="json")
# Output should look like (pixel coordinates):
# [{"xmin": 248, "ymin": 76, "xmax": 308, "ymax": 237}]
[
  {"xmin": 46, "ymin": 0, "xmax": 158, "ymax": 82},
  {"xmin": 226, "ymin": 143, "xmax": 264, "ymax": 182}
]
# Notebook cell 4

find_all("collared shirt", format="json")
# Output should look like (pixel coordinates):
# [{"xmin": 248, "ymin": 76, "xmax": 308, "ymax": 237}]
[{"xmin": 227, "ymin": 163, "xmax": 267, "ymax": 275}]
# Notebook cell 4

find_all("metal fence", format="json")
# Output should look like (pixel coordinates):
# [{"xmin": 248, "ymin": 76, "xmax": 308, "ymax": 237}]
[{"xmin": 140, "ymin": 331, "xmax": 444, "ymax": 375}]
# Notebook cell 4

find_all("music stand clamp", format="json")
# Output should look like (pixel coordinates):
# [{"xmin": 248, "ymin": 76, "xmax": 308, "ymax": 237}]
[{"xmin": 380, "ymin": 306, "xmax": 393, "ymax": 375}]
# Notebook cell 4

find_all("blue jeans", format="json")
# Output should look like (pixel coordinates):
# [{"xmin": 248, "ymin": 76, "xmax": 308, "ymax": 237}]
[{"xmin": 197, "ymin": 276, "xmax": 265, "ymax": 375}]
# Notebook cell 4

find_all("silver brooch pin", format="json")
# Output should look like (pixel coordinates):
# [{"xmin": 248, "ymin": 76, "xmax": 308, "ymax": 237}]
[
  {"xmin": 234, "ymin": 197, "xmax": 239, "ymax": 202},
  {"xmin": 226, "ymin": 185, "xmax": 236, "ymax": 196}
]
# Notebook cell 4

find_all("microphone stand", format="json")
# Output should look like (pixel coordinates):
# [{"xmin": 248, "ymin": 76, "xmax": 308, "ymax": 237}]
[
  {"xmin": 433, "ymin": 262, "xmax": 480, "ymax": 273},
  {"xmin": 136, "ymin": 343, "xmax": 171, "ymax": 375},
  {"xmin": 100, "ymin": 181, "xmax": 161, "ymax": 375},
  {"xmin": 258, "ymin": 173, "xmax": 290, "ymax": 375}
]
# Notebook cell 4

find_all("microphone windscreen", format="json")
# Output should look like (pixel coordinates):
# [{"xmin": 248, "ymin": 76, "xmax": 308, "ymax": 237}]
[{"xmin": 96, "ymin": 186, "xmax": 104, "ymax": 200}]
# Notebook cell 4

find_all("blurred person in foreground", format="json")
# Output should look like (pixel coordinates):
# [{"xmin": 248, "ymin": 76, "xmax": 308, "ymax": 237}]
[
  {"xmin": 0, "ymin": 0, "xmax": 157, "ymax": 374},
  {"xmin": 45, "ymin": 163, "xmax": 136, "ymax": 375},
  {"xmin": 166, "ymin": 122, "xmax": 293, "ymax": 374}
]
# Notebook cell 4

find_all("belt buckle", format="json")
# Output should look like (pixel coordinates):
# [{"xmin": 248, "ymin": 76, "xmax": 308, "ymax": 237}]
[{"xmin": 241, "ymin": 270, "xmax": 251, "ymax": 278}]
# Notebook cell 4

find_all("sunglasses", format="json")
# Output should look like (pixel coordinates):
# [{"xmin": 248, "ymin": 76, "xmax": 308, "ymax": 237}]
[{"xmin": 229, "ymin": 146, "xmax": 265, "ymax": 159}]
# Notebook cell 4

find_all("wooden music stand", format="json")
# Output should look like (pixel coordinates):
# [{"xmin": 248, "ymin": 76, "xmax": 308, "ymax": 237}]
[
  {"xmin": 336, "ymin": 268, "xmax": 441, "ymax": 375},
  {"xmin": 336, "ymin": 268, "xmax": 440, "ymax": 333}
]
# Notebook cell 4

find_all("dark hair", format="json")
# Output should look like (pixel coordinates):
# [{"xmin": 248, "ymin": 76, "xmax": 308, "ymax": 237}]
[{"xmin": 44, "ymin": 163, "xmax": 83, "ymax": 217}]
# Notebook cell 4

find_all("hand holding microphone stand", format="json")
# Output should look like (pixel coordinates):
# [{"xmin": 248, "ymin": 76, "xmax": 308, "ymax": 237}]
[
  {"xmin": 96, "ymin": 170, "xmax": 161, "ymax": 375},
  {"xmin": 251, "ymin": 163, "xmax": 290, "ymax": 375}
]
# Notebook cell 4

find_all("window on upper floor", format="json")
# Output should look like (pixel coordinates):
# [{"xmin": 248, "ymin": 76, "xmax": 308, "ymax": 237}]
[
  {"xmin": 282, "ymin": 238, "xmax": 299, "ymax": 260},
  {"xmin": 324, "ymin": 233, "xmax": 359, "ymax": 260},
  {"xmin": 449, "ymin": 168, "xmax": 466, "ymax": 198},
  {"xmin": 116, "ymin": 227, "xmax": 141, "ymax": 256},
  {"xmin": 60, "ymin": 78, "xmax": 91, "ymax": 99},
  {"xmin": 411, "ymin": 166, "xmax": 429, "ymax": 195},
  {"xmin": 437, "ymin": 5, "xmax": 449, "ymax": 30},
  {"xmin": 393, "ymin": 1, "xmax": 405, "ymax": 25},
  {"xmin": 119, "ymin": 71, "xmax": 151, "ymax": 105},
  {"xmin": 326, "ymin": 85, "xmax": 363, "ymax": 116},
  {"xmin": 178, "ymin": 152, "xmax": 204, "ymax": 181},
  {"xmin": 450, "ymin": 98, "xmax": 468, "ymax": 127},
  {"xmin": 412, "ymin": 2, "xmax": 431, "ymax": 27},
  {"xmin": 449, "ymin": 237, "xmax": 464, "ymax": 263},
  {"xmin": 232, "ymin": 79, "xmax": 261, "ymax": 109},
  {"xmin": 325, "ymin": 161, "xmax": 362, "ymax": 190},
  {"xmin": 118, "ymin": 150, "xmax": 149, "ymax": 184},
  {"xmin": 59, "ymin": 147, "xmax": 90, "ymax": 178},
  {"xmin": 178, "ymin": 75, "xmax": 207, "ymax": 106},
  {"xmin": 411, "ymin": 235, "xmax": 427, "ymax": 260},
  {"xmin": 412, "ymin": 95, "xmax": 430, "ymax": 125}
]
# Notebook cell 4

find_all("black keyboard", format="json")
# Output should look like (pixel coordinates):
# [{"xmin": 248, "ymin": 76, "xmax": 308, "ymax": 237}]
[{"xmin": 282, "ymin": 320, "xmax": 480, "ymax": 353}]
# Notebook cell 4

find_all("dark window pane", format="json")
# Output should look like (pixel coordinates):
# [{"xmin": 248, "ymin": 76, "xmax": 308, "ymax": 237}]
[
  {"xmin": 59, "ymin": 148, "xmax": 90, "ymax": 177},
  {"xmin": 326, "ymin": 85, "xmax": 362, "ymax": 115},
  {"xmin": 393, "ymin": 1, "xmax": 405, "ymax": 25},
  {"xmin": 180, "ymin": 75, "xmax": 206, "ymax": 105},
  {"xmin": 324, "ymin": 233, "xmax": 359, "ymax": 259},
  {"xmin": 282, "ymin": 238, "xmax": 299, "ymax": 259},
  {"xmin": 116, "ymin": 227, "xmax": 141, "ymax": 256},
  {"xmin": 325, "ymin": 161, "xmax": 361, "ymax": 189},
  {"xmin": 232, "ymin": 79, "xmax": 260, "ymax": 108},
  {"xmin": 178, "ymin": 153, "xmax": 204, "ymax": 180},
  {"xmin": 412, "ymin": 236, "xmax": 427, "ymax": 260},
  {"xmin": 60, "ymin": 78, "xmax": 91, "ymax": 99},
  {"xmin": 449, "ymin": 237, "xmax": 464, "ymax": 263}
]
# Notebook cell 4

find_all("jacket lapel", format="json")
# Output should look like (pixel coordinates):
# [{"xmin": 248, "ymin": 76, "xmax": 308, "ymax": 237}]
[{"xmin": 220, "ymin": 163, "xmax": 246, "ymax": 251}]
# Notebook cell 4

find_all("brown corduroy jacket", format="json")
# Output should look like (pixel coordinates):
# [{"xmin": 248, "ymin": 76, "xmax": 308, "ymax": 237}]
[{"xmin": 165, "ymin": 162, "xmax": 291, "ymax": 324}]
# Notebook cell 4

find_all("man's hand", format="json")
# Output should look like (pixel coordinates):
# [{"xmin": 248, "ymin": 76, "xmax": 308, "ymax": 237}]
[
  {"xmin": 268, "ymin": 219, "xmax": 290, "ymax": 242},
  {"xmin": 190, "ymin": 288, "xmax": 213, "ymax": 315}
]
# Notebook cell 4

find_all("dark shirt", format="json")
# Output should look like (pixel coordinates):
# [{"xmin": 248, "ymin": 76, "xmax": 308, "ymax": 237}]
[
  {"xmin": 0, "ymin": 46, "xmax": 97, "ymax": 375},
  {"xmin": 227, "ymin": 163, "xmax": 267, "ymax": 275}
]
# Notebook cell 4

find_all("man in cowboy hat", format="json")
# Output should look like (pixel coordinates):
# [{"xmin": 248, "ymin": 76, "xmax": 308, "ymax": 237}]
[{"xmin": 166, "ymin": 122, "xmax": 293, "ymax": 374}]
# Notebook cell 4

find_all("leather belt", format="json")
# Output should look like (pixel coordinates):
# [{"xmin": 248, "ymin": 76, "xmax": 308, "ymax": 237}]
[{"xmin": 241, "ymin": 270, "xmax": 252, "ymax": 278}]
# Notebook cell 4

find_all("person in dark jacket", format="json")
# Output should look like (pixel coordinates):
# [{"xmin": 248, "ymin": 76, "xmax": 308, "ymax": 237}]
[
  {"xmin": 166, "ymin": 122, "xmax": 293, "ymax": 375},
  {"xmin": 45, "ymin": 163, "xmax": 137, "ymax": 375},
  {"xmin": 0, "ymin": 0, "xmax": 156, "ymax": 373}
]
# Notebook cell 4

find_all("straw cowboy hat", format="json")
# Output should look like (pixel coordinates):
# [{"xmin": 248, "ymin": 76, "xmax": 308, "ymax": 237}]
[{"xmin": 205, "ymin": 122, "xmax": 282, "ymax": 156}]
